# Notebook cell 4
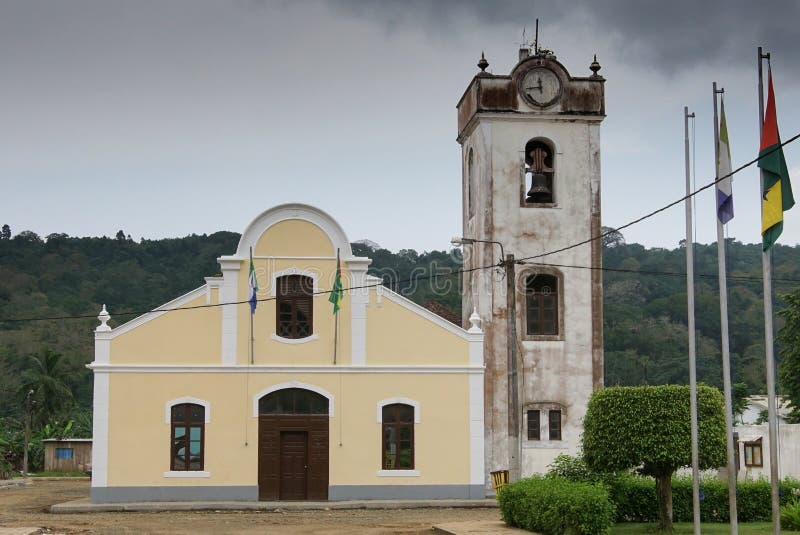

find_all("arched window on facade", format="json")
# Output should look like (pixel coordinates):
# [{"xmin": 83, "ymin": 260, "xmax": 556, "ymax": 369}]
[
  {"xmin": 382, "ymin": 403, "xmax": 414, "ymax": 470},
  {"xmin": 276, "ymin": 275, "xmax": 313, "ymax": 339},
  {"xmin": 525, "ymin": 273, "xmax": 559, "ymax": 336},
  {"xmin": 524, "ymin": 139, "xmax": 555, "ymax": 204},
  {"xmin": 170, "ymin": 403, "xmax": 205, "ymax": 471},
  {"xmin": 258, "ymin": 388, "xmax": 329, "ymax": 415}
]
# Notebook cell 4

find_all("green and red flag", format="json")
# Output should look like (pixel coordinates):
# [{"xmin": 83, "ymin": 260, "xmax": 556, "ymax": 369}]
[
  {"xmin": 759, "ymin": 67, "xmax": 795, "ymax": 251},
  {"xmin": 328, "ymin": 249, "xmax": 343, "ymax": 314}
]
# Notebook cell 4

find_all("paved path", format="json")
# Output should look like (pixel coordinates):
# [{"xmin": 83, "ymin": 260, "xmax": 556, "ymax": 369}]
[
  {"xmin": 433, "ymin": 521, "xmax": 529, "ymax": 534},
  {"xmin": 52, "ymin": 497, "xmax": 499, "ymax": 513}
]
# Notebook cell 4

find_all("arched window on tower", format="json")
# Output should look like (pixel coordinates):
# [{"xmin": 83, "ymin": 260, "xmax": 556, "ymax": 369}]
[
  {"xmin": 467, "ymin": 149, "xmax": 476, "ymax": 219},
  {"xmin": 525, "ymin": 272, "xmax": 560, "ymax": 336},
  {"xmin": 524, "ymin": 139, "xmax": 555, "ymax": 204}
]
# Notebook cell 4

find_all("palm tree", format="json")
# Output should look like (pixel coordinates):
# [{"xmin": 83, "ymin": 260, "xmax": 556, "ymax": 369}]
[
  {"xmin": 19, "ymin": 349, "xmax": 74, "ymax": 426},
  {"xmin": 19, "ymin": 350, "xmax": 74, "ymax": 474}
]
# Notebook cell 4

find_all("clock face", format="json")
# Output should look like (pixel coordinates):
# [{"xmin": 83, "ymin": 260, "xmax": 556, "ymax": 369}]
[{"xmin": 521, "ymin": 68, "xmax": 562, "ymax": 107}]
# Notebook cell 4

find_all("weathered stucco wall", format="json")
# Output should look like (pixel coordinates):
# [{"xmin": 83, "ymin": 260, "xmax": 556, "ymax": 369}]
[{"xmin": 458, "ymin": 52, "xmax": 604, "ymax": 480}]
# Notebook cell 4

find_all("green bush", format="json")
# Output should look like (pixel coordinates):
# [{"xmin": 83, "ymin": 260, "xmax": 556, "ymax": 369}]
[
  {"xmin": 782, "ymin": 499, "xmax": 800, "ymax": 530},
  {"xmin": 546, "ymin": 453, "xmax": 600, "ymax": 483},
  {"xmin": 499, "ymin": 476, "xmax": 616, "ymax": 535},
  {"xmin": 605, "ymin": 475, "xmax": 659, "ymax": 522},
  {"xmin": 604, "ymin": 475, "xmax": 800, "ymax": 523}
]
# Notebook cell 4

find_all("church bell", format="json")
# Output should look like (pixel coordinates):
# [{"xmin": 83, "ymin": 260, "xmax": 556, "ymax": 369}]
[{"xmin": 526, "ymin": 173, "xmax": 551, "ymax": 203}]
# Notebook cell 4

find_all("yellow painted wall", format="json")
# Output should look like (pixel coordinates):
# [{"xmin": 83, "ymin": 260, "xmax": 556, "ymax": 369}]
[
  {"xmin": 254, "ymin": 219, "xmax": 334, "ymax": 257},
  {"xmin": 108, "ymin": 216, "xmax": 470, "ymax": 369},
  {"xmin": 111, "ymin": 291, "xmax": 221, "ymax": 365},
  {"xmin": 238, "ymin": 258, "xmax": 351, "ymax": 366},
  {"xmin": 105, "ymin": 372, "xmax": 473, "ymax": 487},
  {"xmin": 365, "ymin": 294, "xmax": 469, "ymax": 365}
]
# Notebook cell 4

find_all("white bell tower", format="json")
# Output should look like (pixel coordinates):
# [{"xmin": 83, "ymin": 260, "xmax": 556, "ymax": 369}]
[{"xmin": 456, "ymin": 46, "xmax": 605, "ymax": 483}]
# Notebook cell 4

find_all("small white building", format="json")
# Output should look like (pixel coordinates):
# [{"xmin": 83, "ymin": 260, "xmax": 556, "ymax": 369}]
[
  {"xmin": 734, "ymin": 423, "xmax": 800, "ymax": 481},
  {"xmin": 737, "ymin": 395, "xmax": 791, "ymax": 425}
]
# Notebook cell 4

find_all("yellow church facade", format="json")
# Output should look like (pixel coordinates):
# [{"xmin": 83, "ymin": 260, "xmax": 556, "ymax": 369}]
[{"xmin": 89, "ymin": 204, "xmax": 485, "ymax": 502}]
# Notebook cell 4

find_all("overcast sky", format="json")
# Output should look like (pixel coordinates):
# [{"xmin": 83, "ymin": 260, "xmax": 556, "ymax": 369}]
[{"xmin": 2, "ymin": 0, "xmax": 799, "ymax": 254}]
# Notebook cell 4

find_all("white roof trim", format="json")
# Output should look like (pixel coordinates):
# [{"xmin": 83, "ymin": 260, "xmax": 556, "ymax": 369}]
[
  {"xmin": 107, "ymin": 285, "xmax": 209, "ymax": 338},
  {"xmin": 88, "ymin": 363, "xmax": 484, "ymax": 374},
  {"xmin": 379, "ymin": 287, "xmax": 473, "ymax": 339},
  {"xmin": 235, "ymin": 203, "xmax": 353, "ymax": 259}
]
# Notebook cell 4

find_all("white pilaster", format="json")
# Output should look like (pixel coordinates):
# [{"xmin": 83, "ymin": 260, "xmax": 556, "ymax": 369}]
[
  {"xmin": 347, "ymin": 258, "xmax": 371, "ymax": 366},
  {"xmin": 91, "ymin": 371, "xmax": 109, "ymax": 487},
  {"xmin": 466, "ymin": 312, "xmax": 485, "ymax": 486},
  {"xmin": 91, "ymin": 307, "xmax": 113, "ymax": 488},
  {"xmin": 470, "ymin": 371, "xmax": 486, "ymax": 486},
  {"xmin": 218, "ymin": 257, "xmax": 241, "ymax": 366}
]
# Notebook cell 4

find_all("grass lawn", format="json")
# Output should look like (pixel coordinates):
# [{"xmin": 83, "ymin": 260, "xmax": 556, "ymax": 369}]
[{"xmin": 612, "ymin": 523, "xmax": 799, "ymax": 534}]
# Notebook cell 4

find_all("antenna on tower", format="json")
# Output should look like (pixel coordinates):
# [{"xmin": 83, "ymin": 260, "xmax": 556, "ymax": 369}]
[{"xmin": 534, "ymin": 18, "xmax": 539, "ymax": 55}]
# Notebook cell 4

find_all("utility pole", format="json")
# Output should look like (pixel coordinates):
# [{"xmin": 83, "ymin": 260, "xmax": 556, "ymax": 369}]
[
  {"xmin": 506, "ymin": 253, "xmax": 521, "ymax": 482},
  {"xmin": 451, "ymin": 237, "xmax": 521, "ymax": 482},
  {"xmin": 23, "ymin": 389, "xmax": 33, "ymax": 475}
]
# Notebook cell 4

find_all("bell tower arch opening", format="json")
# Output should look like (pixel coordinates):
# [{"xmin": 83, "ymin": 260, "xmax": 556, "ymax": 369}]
[{"xmin": 523, "ymin": 138, "xmax": 555, "ymax": 205}]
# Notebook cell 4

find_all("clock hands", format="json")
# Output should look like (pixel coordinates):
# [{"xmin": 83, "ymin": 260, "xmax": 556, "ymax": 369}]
[{"xmin": 525, "ymin": 78, "xmax": 545, "ymax": 95}]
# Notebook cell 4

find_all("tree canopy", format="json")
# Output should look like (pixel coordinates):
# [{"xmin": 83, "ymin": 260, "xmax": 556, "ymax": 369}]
[
  {"xmin": 0, "ymin": 228, "xmax": 797, "ymax": 422},
  {"xmin": 583, "ymin": 385, "xmax": 726, "ymax": 531},
  {"xmin": 777, "ymin": 290, "xmax": 800, "ymax": 422}
]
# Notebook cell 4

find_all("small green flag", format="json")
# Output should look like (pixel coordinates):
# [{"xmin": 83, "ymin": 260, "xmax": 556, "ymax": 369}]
[{"xmin": 328, "ymin": 250, "xmax": 343, "ymax": 314}]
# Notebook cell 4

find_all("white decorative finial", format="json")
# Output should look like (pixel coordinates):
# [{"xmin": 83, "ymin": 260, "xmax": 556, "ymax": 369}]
[
  {"xmin": 96, "ymin": 304, "xmax": 111, "ymax": 332},
  {"xmin": 467, "ymin": 307, "xmax": 482, "ymax": 333}
]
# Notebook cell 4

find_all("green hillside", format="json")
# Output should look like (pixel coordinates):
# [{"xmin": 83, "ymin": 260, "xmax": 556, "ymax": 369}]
[{"xmin": 1, "ymin": 227, "xmax": 799, "ymax": 423}]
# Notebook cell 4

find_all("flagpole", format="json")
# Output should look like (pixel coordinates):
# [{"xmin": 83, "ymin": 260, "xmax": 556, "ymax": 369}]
[
  {"xmin": 333, "ymin": 248, "xmax": 340, "ymax": 365},
  {"xmin": 250, "ymin": 247, "xmax": 255, "ymax": 365},
  {"xmin": 713, "ymin": 82, "xmax": 738, "ymax": 534},
  {"xmin": 757, "ymin": 46, "xmax": 780, "ymax": 535},
  {"xmin": 684, "ymin": 105, "xmax": 701, "ymax": 535}
]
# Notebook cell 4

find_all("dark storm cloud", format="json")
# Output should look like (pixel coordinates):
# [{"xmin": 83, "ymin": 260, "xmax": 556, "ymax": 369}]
[{"xmin": 332, "ymin": 0, "xmax": 800, "ymax": 76}]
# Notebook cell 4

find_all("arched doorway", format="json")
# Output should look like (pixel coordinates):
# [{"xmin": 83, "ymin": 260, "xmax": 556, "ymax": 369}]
[{"xmin": 257, "ymin": 388, "xmax": 329, "ymax": 500}]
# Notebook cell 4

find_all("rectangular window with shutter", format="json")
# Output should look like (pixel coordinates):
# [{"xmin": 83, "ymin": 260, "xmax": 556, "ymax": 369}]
[
  {"xmin": 549, "ymin": 409, "xmax": 562, "ymax": 441},
  {"xmin": 276, "ymin": 275, "xmax": 314, "ymax": 339},
  {"xmin": 527, "ymin": 410, "xmax": 541, "ymax": 441}
]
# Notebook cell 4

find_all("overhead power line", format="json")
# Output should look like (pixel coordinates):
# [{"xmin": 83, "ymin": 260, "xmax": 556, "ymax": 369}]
[
  {"xmin": 1, "ymin": 131, "xmax": 798, "ymax": 324},
  {"xmin": 517, "ymin": 131, "xmax": 800, "ymax": 263},
  {"xmin": 3, "ymin": 256, "xmax": 798, "ymax": 324}
]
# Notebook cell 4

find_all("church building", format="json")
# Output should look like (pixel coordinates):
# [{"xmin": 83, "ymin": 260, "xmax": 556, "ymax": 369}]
[
  {"xmin": 89, "ymin": 44, "xmax": 605, "ymax": 502},
  {"xmin": 89, "ymin": 204, "xmax": 485, "ymax": 502}
]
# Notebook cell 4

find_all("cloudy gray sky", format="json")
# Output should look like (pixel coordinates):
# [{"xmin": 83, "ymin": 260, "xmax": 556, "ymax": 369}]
[{"xmin": 2, "ymin": 0, "xmax": 799, "ymax": 253}]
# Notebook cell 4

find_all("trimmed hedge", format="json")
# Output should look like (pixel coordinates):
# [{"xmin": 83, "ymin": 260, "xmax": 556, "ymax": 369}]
[
  {"xmin": 606, "ymin": 475, "xmax": 800, "ymax": 523},
  {"xmin": 499, "ymin": 476, "xmax": 616, "ymax": 535}
]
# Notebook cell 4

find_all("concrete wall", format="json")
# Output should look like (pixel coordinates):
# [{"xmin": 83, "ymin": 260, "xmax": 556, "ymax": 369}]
[{"xmin": 735, "ymin": 423, "xmax": 800, "ymax": 481}]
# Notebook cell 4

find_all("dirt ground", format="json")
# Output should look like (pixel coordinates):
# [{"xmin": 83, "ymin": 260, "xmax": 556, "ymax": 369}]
[{"xmin": 0, "ymin": 480, "xmax": 502, "ymax": 534}]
